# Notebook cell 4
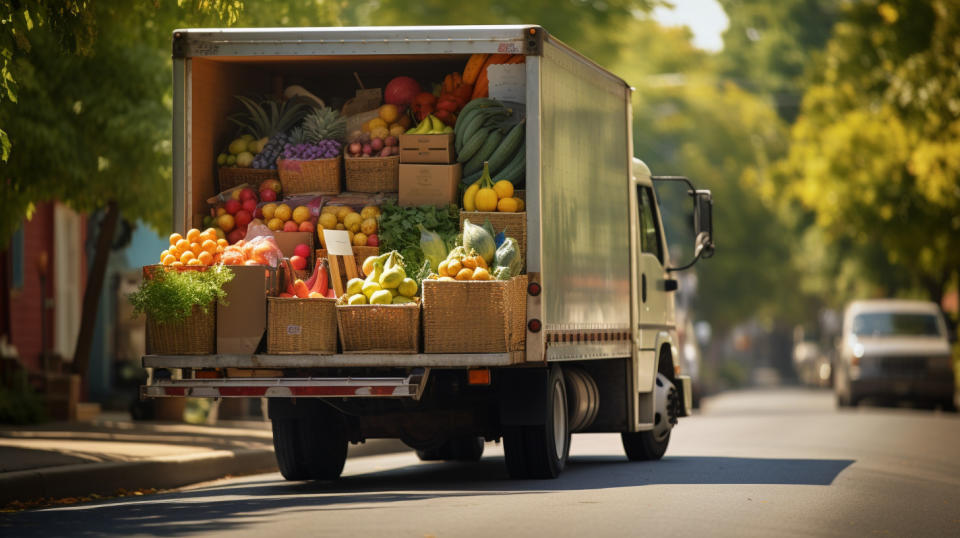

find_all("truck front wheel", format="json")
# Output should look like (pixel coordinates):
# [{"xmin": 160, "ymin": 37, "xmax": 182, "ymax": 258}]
[
  {"xmin": 503, "ymin": 365, "xmax": 570, "ymax": 479},
  {"xmin": 622, "ymin": 373, "xmax": 678, "ymax": 461},
  {"xmin": 272, "ymin": 416, "xmax": 347, "ymax": 481}
]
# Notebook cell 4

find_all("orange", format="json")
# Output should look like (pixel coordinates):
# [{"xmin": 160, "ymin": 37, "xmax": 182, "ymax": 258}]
[
  {"xmin": 187, "ymin": 258, "xmax": 203, "ymax": 266},
  {"xmin": 171, "ymin": 261, "xmax": 184, "ymax": 267},
  {"xmin": 180, "ymin": 251, "xmax": 195, "ymax": 264},
  {"xmin": 378, "ymin": 104, "xmax": 400, "ymax": 124},
  {"xmin": 202, "ymin": 239, "xmax": 217, "ymax": 254},
  {"xmin": 190, "ymin": 242, "xmax": 202, "ymax": 256},
  {"xmin": 169, "ymin": 233, "xmax": 183, "ymax": 246},
  {"xmin": 162, "ymin": 254, "xmax": 176, "ymax": 265},
  {"xmin": 186, "ymin": 229, "xmax": 201, "ymax": 242},
  {"xmin": 217, "ymin": 238, "xmax": 228, "ymax": 247},
  {"xmin": 160, "ymin": 249, "xmax": 170, "ymax": 260},
  {"xmin": 197, "ymin": 251, "xmax": 213, "ymax": 265},
  {"xmin": 175, "ymin": 238, "xmax": 190, "ymax": 253}
]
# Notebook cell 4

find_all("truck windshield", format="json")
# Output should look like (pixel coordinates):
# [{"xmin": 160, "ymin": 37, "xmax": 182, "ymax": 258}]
[{"xmin": 852, "ymin": 313, "xmax": 942, "ymax": 337}]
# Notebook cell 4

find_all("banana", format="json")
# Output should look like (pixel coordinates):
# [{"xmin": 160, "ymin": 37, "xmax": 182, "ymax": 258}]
[
  {"xmin": 406, "ymin": 116, "xmax": 430, "ymax": 134},
  {"xmin": 463, "ymin": 179, "xmax": 481, "ymax": 211},
  {"xmin": 464, "ymin": 129, "xmax": 504, "ymax": 176},
  {"xmin": 429, "ymin": 115, "xmax": 445, "ymax": 133},
  {"xmin": 458, "ymin": 107, "xmax": 509, "ymax": 151},
  {"xmin": 495, "ymin": 141, "xmax": 526, "ymax": 185},
  {"xmin": 487, "ymin": 119, "xmax": 525, "ymax": 175},
  {"xmin": 457, "ymin": 126, "xmax": 494, "ymax": 163}
]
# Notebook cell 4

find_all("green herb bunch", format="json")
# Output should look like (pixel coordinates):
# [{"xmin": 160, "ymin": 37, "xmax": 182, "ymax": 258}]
[
  {"xmin": 129, "ymin": 266, "xmax": 234, "ymax": 324},
  {"xmin": 377, "ymin": 201, "xmax": 459, "ymax": 274}
]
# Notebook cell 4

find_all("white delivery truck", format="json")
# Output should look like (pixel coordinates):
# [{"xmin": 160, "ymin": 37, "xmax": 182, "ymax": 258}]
[{"xmin": 143, "ymin": 25, "xmax": 715, "ymax": 479}]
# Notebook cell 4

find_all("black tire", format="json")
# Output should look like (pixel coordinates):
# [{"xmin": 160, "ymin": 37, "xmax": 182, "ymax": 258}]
[
  {"xmin": 502, "ymin": 366, "xmax": 570, "ymax": 479},
  {"xmin": 416, "ymin": 436, "xmax": 485, "ymax": 462},
  {"xmin": 621, "ymin": 429, "xmax": 670, "ymax": 461},
  {"xmin": 272, "ymin": 416, "xmax": 348, "ymax": 481}
]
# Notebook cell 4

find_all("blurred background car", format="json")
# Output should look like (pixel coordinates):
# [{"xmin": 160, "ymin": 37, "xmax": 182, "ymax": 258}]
[{"xmin": 834, "ymin": 299, "xmax": 955, "ymax": 411}]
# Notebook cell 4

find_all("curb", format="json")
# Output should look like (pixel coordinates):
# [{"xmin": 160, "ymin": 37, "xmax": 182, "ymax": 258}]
[{"xmin": 0, "ymin": 448, "xmax": 277, "ymax": 506}]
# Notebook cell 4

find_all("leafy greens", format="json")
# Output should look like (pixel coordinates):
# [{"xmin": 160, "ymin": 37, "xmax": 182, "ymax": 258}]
[{"xmin": 377, "ymin": 201, "xmax": 459, "ymax": 274}]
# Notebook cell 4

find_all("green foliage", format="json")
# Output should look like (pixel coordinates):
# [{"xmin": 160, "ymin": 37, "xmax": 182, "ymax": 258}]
[
  {"xmin": 377, "ymin": 201, "xmax": 459, "ymax": 274},
  {"xmin": 0, "ymin": 368, "xmax": 47, "ymax": 425},
  {"xmin": 777, "ymin": 0, "xmax": 960, "ymax": 306},
  {"xmin": 128, "ymin": 266, "xmax": 234, "ymax": 324}
]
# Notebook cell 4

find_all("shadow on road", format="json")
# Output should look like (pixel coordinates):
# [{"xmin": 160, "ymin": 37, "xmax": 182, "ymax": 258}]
[{"xmin": 1, "ymin": 455, "xmax": 854, "ymax": 536}]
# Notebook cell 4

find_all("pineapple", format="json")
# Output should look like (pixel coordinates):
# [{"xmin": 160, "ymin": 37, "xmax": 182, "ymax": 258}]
[
  {"xmin": 302, "ymin": 106, "xmax": 346, "ymax": 143},
  {"xmin": 228, "ymin": 95, "xmax": 311, "ymax": 139}
]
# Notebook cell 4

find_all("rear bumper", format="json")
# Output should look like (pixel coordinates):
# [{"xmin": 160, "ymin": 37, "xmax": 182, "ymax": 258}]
[{"xmin": 850, "ymin": 377, "xmax": 954, "ymax": 400}]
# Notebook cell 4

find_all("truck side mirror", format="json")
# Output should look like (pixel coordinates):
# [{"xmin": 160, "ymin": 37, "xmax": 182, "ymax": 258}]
[{"xmin": 693, "ymin": 190, "xmax": 714, "ymax": 259}]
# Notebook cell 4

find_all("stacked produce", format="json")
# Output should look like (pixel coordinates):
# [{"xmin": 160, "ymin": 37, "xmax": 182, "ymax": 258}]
[
  {"xmin": 219, "ymin": 236, "xmax": 283, "ymax": 266},
  {"xmin": 279, "ymin": 257, "xmax": 336, "ymax": 299},
  {"xmin": 318, "ymin": 205, "xmax": 380, "ymax": 247},
  {"xmin": 343, "ymin": 251, "xmax": 419, "ymax": 305},
  {"xmin": 426, "ymin": 219, "xmax": 522, "ymax": 281},
  {"xmin": 455, "ymin": 100, "xmax": 524, "ymax": 185},
  {"xmin": 218, "ymin": 96, "xmax": 312, "ymax": 169},
  {"xmin": 377, "ymin": 202, "xmax": 459, "ymax": 274},
  {"xmin": 348, "ymin": 105, "xmax": 402, "ymax": 158},
  {"xmin": 463, "ymin": 162, "xmax": 526, "ymax": 212},
  {"xmin": 160, "ymin": 228, "xmax": 227, "ymax": 267},
  {"xmin": 282, "ymin": 106, "xmax": 346, "ymax": 161},
  {"xmin": 405, "ymin": 114, "xmax": 452, "ymax": 135},
  {"xmin": 263, "ymin": 202, "xmax": 315, "ymax": 234}
]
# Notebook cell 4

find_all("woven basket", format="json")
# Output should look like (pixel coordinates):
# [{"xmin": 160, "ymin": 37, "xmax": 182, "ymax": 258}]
[
  {"xmin": 336, "ymin": 300, "xmax": 421, "ymax": 353},
  {"xmin": 218, "ymin": 167, "xmax": 278, "ymax": 192},
  {"xmin": 345, "ymin": 155, "xmax": 400, "ymax": 193},
  {"xmin": 422, "ymin": 275, "xmax": 528, "ymax": 353},
  {"xmin": 146, "ymin": 304, "xmax": 216, "ymax": 355},
  {"xmin": 278, "ymin": 155, "xmax": 342, "ymax": 195},
  {"xmin": 267, "ymin": 297, "xmax": 338, "ymax": 354},
  {"xmin": 459, "ymin": 211, "xmax": 527, "ymax": 272}
]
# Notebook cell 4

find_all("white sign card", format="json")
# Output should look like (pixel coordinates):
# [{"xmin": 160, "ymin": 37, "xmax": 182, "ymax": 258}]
[
  {"xmin": 322, "ymin": 229, "xmax": 354, "ymax": 256},
  {"xmin": 488, "ymin": 64, "xmax": 526, "ymax": 103}
]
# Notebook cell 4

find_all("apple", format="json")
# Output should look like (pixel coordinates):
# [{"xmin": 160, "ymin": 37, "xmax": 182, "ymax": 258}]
[
  {"xmin": 217, "ymin": 213, "xmax": 235, "ymax": 232},
  {"xmin": 366, "ymin": 233, "xmax": 379, "ymax": 247},
  {"xmin": 241, "ymin": 198, "xmax": 257, "ymax": 214},
  {"xmin": 298, "ymin": 220, "xmax": 314, "ymax": 233},
  {"xmin": 253, "ymin": 206, "xmax": 263, "ymax": 219},
  {"xmin": 235, "ymin": 209, "xmax": 252, "ymax": 229},
  {"xmin": 283, "ymin": 220, "xmax": 299, "ymax": 232},
  {"xmin": 290, "ymin": 255, "xmax": 307, "ymax": 271},
  {"xmin": 230, "ymin": 189, "xmax": 242, "ymax": 200},
  {"xmin": 259, "ymin": 188, "xmax": 278, "ymax": 202},
  {"xmin": 293, "ymin": 243, "xmax": 311, "ymax": 258},
  {"xmin": 259, "ymin": 179, "xmax": 282, "ymax": 195},
  {"xmin": 227, "ymin": 228, "xmax": 245, "ymax": 244},
  {"xmin": 224, "ymin": 199, "xmax": 241, "ymax": 215},
  {"xmin": 238, "ymin": 187, "xmax": 257, "ymax": 202}
]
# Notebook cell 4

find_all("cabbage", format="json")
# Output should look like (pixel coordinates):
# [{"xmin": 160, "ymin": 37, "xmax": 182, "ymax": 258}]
[{"xmin": 462, "ymin": 219, "xmax": 496, "ymax": 265}]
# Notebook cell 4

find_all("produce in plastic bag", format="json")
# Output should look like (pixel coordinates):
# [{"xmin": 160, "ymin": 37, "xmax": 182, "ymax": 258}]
[
  {"xmin": 462, "ymin": 218, "xmax": 496, "ymax": 265},
  {"xmin": 418, "ymin": 224, "xmax": 448, "ymax": 272}
]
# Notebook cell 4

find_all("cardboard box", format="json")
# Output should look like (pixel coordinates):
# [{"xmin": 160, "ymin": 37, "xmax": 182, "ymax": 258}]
[
  {"xmin": 274, "ymin": 231, "xmax": 315, "ymax": 267},
  {"xmin": 399, "ymin": 134, "xmax": 455, "ymax": 164},
  {"xmin": 399, "ymin": 163, "xmax": 462, "ymax": 207},
  {"xmin": 217, "ymin": 265, "xmax": 279, "ymax": 354}
]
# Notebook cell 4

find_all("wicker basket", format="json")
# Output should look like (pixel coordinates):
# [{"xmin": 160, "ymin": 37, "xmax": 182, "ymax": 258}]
[
  {"xmin": 267, "ymin": 297, "xmax": 338, "ymax": 354},
  {"xmin": 345, "ymin": 155, "xmax": 400, "ymax": 193},
  {"xmin": 218, "ymin": 167, "xmax": 278, "ymax": 192},
  {"xmin": 278, "ymin": 156, "xmax": 342, "ymax": 195},
  {"xmin": 146, "ymin": 304, "xmax": 216, "ymax": 355},
  {"xmin": 336, "ymin": 300, "xmax": 421, "ymax": 353},
  {"xmin": 459, "ymin": 211, "xmax": 527, "ymax": 271},
  {"xmin": 421, "ymin": 275, "xmax": 527, "ymax": 353}
]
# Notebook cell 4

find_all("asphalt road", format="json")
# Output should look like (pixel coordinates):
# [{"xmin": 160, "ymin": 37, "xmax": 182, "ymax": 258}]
[{"xmin": 4, "ymin": 388, "xmax": 959, "ymax": 537}]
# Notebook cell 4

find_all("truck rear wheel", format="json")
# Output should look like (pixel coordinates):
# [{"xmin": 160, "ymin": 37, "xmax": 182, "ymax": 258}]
[
  {"xmin": 416, "ymin": 436, "xmax": 485, "ymax": 462},
  {"xmin": 622, "ymin": 373, "xmax": 677, "ymax": 461},
  {"xmin": 272, "ymin": 416, "xmax": 347, "ymax": 481},
  {"xmin": 503, "ymin": 365, "xmax": 570, "ymax": 479}
]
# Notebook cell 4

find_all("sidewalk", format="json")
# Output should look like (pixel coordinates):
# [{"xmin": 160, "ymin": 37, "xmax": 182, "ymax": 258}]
[{"xmin": 0, "ymin": 413, "xmax": 407, "ymax": 507}]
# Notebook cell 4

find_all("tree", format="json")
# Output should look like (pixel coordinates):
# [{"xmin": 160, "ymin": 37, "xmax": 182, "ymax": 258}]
[{"xmin": 776, "ymin": 0, "xmax": 960, "ymax": 311}]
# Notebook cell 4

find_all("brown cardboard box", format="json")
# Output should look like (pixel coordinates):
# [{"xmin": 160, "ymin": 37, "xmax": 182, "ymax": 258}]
[
  {"xmin": 274, "ymin": 231, "xmax": 315, "ymax": 266},
  {"xmin": 399, "ymin": 163, "xmax": 462, "ymax": 207},
  {"xmin": 399, "ymin": 134, "xmax": 455, "ymax": 164},
  {"xmin": 217, "ymin": 265, "xmax": 279, "ymax": 354}
]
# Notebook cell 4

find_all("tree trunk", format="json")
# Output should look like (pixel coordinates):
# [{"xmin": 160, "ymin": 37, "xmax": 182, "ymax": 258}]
[{"xmin": 72, "ymin": 200, "xmax": 119, "ymax": 380}]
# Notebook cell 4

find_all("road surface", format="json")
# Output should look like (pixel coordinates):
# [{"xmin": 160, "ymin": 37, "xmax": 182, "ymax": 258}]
[{"xmin": 4, "ymin": 389, "xmax": 959, "ymax": 537}]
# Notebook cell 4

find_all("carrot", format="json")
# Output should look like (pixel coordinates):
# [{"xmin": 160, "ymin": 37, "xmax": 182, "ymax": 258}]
[
  {"xmin": 471, "ymin": 54, "xmax": 512, "ymax": 100},
  {"xmin": 462, "ymin": 53, "xmax": 489, "ymax": 85}
]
